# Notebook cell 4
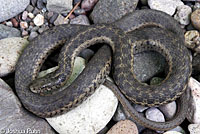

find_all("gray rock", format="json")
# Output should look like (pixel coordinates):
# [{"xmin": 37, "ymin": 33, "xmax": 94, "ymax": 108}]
[
  {"xmin": 90, "ymin": 0, "xmax": 139, "ymax": 24},
  {"xmin": 37, "ymin": 0, "xmax": 45, "ymax": 9},
  {"xmin": 49, "ymin": 13, "xmax": 59, "ymax": 24},
  {"xmin": 145, "ymin": 107, "xmax": 165, "ymax": 122},
  {"xmin": 0, "ymin": 0, "xmax": 30, "ymax": 22},
  {"xmin": 29, "ymin": 31, "xmax": 39, "ymax": 41},
  {"xmin": 74, "ymin": 8, "xmax": 86, "ymax": 15},
  {"xmin": 159, "ymin": 101, "xmax": 177, "ymax": 120},
  {"xmin": 38, "ymin": 25, "xmax": 49, "ymax": 34},
  {"xmin": 133, "ymin": 104, "xmax": 148, "ymax": 112},
  {"xmin": 113, "ymin": 104, "xmax": 127, "ymax": 122},
  {"xmin": 54, "ymin": 14, "xmax": 69, "ymax": 25},
  {"xmin": 133, "ymin": 51, "xmax": 166, "ymax": 82},
  {"xmin": 0, "ymin": 79, "xmax": 55, "ymax": 134},
  {"xmin": 81, "ymin": 0, "xmax": 99, "ymax": 11},
  {"xmin": 5, "ymin": 21, "xmax": 13, "ymax": 27},
  {"xmin": 26, "ymin": 5, "xmax": 34, "ymax": 12},
  {"xmin": 47, "ymin": 0, "xmax": 73, "ymax": 13},
  {"xmin": 174, "ymin": 5, "xmax": 192, "ymax": 25},
  {"xmin": 148, "ymin": 0, "xmax": 184, "ymax": 16},
  {"xmin": 70, "ymin": 15, "xmax": 90, "ymax": 25},
  {"xmin": 31, "ymin": 0, "xmax": 37, "ymax": 6},
  {"xmin": 33, "ymin": 7, "xmax": 40, "ymax": 15},
  {"xmin": 0, "ymin": 24, "xmax": 21, "ymax": 40}
]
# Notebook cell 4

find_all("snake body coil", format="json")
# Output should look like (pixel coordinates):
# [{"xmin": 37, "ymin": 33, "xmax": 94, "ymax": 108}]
[{"xmin": 15, "ymin": 9, "xmax": 192, "ymax": 130}]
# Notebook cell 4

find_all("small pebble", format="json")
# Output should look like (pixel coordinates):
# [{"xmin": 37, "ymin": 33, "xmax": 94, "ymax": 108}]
[
  {"xmin": 191, "ymin": 9, "xmax": 200, "ymax": 30},
  {"xmin": 22, "ymin": 11, "xmax": 28, "ymax": 20},
  {"xmin": 188, "ymin": 124, "xmax": 200, "ymax": 134},
  {"xmin": 113, "ymin": 104, "xmax": 127, "ymax": 122},
  {"xmin": 28, "ymin": 13, "xmax": 35, "ymax": 19},
  {"xmin": 33, "ymin": 14, "xmax": 45, "ymax": 26},
  {"xmin": 29, "ymin": 31, "xmax": 39, "ymax": 41},
  {"xmin": 49, "ymin": 13, "xmax": 59, "ymax": 24},
  {"xmin": 70, "ymin": 15, "xmax": 90, "ymax": 25},
  {"xmin": 33, "ymin": 7, "xmax": 40, "ymax": 15},
  {"xmin": 174, "ymin": 5, "xmax": 192, "ymax": 25},
  {"xmin": 5, "ymin": 21, "xmax": 13, "ymax": 27},
  {"xmin": 22, "ymin": 30, "xmax": 29, "ymax": 36},
  {"xmin": 54, "ymin": 14, "xmax": 69, "ymax": 25},
  {"xmin": 159, "ymin": 101, "xmax": 177, "ymax": 120},
  {"xmin": 31, "ymin": 26, "xmax": 40, "ymax": 32},
  {"xmin": 11, "ymin": 18, "xmax": 19, "ymax": 27},
  {"xmin": 47, "ymin": 11, "xmax": 54, "ymax": 20},
  {"xmin": 185, "ymin": 30, "xmax": 200, "ymax": 52},
  {"xmin": 74, "ymin": 8, "xmax": 86, "ymax": 15},
  {"xmin": 26, "ymin": 5, "xmax": 34, "ymax": 12},
  {"xmin": 107, "ymin": 120, "xmax": 138, "ymax": 134},
  {"xmin": 20, "ymin": 21, "xmax": 28, "ymax": 29},
  {"xmin": 37, "ymin": 0, "xmax": 45, "ymax": 9},
  {"xmin": 145, "ymin": 107, "xmax": 165, "ymax": 122},
  {"xmin": 81, "ymin": 0, "xmax": 99, "ymax": 11}
]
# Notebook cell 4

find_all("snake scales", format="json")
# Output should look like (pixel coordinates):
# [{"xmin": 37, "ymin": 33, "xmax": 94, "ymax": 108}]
[{"xmin": 15, "ymin": 9, "xmax": 192, "ymax": 130}]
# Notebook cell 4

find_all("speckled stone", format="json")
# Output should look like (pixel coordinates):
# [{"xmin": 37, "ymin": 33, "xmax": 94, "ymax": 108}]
[
  {"xmin": 188, "ymin": 124, "xmax": 200, "ymax": 134},
  {"xmin": 107, "ymin": 120, "xmax": 138, "ymax": 134},
  {"xmin": 174, "ymin": 5, "xmax": 192, "ymax": 25},
  {"xmin": 0, "ymin": 37, "xmax": 29, "ymax": 77},
  {"xmin": 191, "ymin": 9, "xmax": 200, "ymax": 30},
  {"xmin": 184, "ymin": 30, "xmax": 200, "ymax": 50}
]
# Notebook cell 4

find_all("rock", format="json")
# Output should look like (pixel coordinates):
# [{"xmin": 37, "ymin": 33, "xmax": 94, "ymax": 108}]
[
  {"xmin": 194, "ymin": 2, "xmax": 200, "ymax": 10},
  {"xmin": 0, "ymin": 78, "xmax": 55, "ymax": 134},
  {"xmin": 133, "ymin": 104, "xmax": 148, "ymax": 112},
  {"xmin": 11, "ymin": 18, "xmax": 19, "ymax": 27},
  {"xmin": 33, "ymin": 7, "xmax": 40, "ymax": 15},
  {"xmin": 113, "ymin": 104, "xmax": 127, "ymax": 122},
  {"xmin": 47, "ymin": 0, "xmax": 73, "ymax": 13},
  {"xmin": 26, "ymin": 5, "xmax": 34, "ymax": 12},
  {"xmin": 45, "ymin": 57, "xmax": 118, "ymax": 134},
  {"xmin": 184, "ymin": 30, "xmax": 200, "ymax": 51},
  {"xmin": 163, "ymin": 131, "xmax": 182, "ymax": 134},
  {"xmin": 174, "ymin": 5, "xmax": 192, "ymax": 25},
  {"xmin": 0, "ymin": 24, "xmax": 21, "ymax": 40},
  {"xmin": 148, "ymin": 0, "xmax": 184, "ymax": 16},
  {"xmin": 20, "ymin": 21, "xmax": 29, "ymax": 29},
  {"xmin": 49, "ymin": 13, "xmax": 59, "ymax": 24},
  {"xmin": 90, "ymin": 0, "xmax": 139, "ymax": 23},
  {"xmin": 187, "ymin": 77, "xmax": 200, "ymax": 124},
  {"xmin": 5, "ymin": 21, "xmax": 13, "ymax": 27},
  {"xmin": 33, "ymin": 14, "xmax": 44, "ymax": 26},
  {"xmin": 53, "ymin": 14, "xmax": 69, "ymax": 25},
  {"xmin": 191, "ymin": 9, "xmax": 200, "ymax": 31},
  {"xmin": 22, "ymin": 30, "xmax": 29, "ymax": 36},
  {"xmin": 0, "ymin": 0, "xmax": 30, "ymax": 22},
  {"xmin": 81, "ymin": 0, "xmax": 99, "ymax": 11},
  {"xmin": 37, "ymin": 0, "xmax": 45, "ymax": 9},
  {"xmin": 74, "ymin": 8, "xmax": 86, "ymax": 15},
  {"xmin": 31, "ymin": 0, "xmax": 37, "ymax": 6},
  {"xmin": 28, "ymin": 13, "xmax": 35, "ymax": 19},
  {"xmin": 28, "ymin": 31, "xmax": 38, "ymax": 41},
  {"xmin": 133, "ymin": 51, "xmax": 166, "ymax": 82},
  {"xmin": 188, "ymin": 124, "xmax": 200, "ymax": 134},
  {"xmin": 107, "ymin": 120, "xmax": 138, "ymax": 134},
  {"xmin": 0, "ymin": 37, "xmax": 28, "ymax": 77},
  {"xmin": 38, "ymin": 26, "xmax": 49, "ymax": 34},
  {"xmin": 22, "ymin": 11, "xmax": 28, "ymax": 20},
  {"xmin": 145, "ymin": 107, "xmax": 165, "ymax": 122},
  {"xmin": 70, "ymin": 15, "xmax": 90, "ymax": 25},
  {"xmin": 47, "ymin": 12, "xmax": 54, "ymax": 20},
  {"xmin": 159, "ymin": 101, "xmax": 177, "ymax": 120},
  {"xmin": 168, "ymin": 126, "xmax": 186, "ymax": 134}
]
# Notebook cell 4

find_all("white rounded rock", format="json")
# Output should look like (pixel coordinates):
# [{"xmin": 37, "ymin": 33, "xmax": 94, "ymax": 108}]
[
  {"xmin": 33, "ymin": 14, "xmax": 44, "ymax": 26},
  {"xmin": 47, "ymin": 85, "xmax": 118, "ymax": 134},
  {"xmin": 188, "ymin": 124, "xmax": 200, "ymax": 134},
  {"xmin": 145, "ymin": 107, "xmax": 165, "ymax": 122},
  {"xmin": 45, "ymin": 57, "xmax": 118, "ymax": 134},
  {"xmin": 0, "ymin": 37, "xmax": 29, "ymax": 77},
  {"xmin": 159, "ymin": 101, "xmax": 177, "ymax": 120},
  {"xmin": 174, "ymin": 5, "xmax": 192, "ymax": 25},
  {"xmin": 148, "ymin": 0, "xmax": 184, "ymax": 16},
  {"xmin": 187, "ymin": 77, "xmax": 200, "ymax": 124}
]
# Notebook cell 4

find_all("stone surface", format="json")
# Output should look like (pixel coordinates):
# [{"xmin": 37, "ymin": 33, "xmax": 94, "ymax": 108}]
[
  {"xmin": 47, "ymin": 0, "xmax": 73, "ymax": 13},
  {"xmin": 28, "ymin": 13, "xmax": 35, "ymax": 19},
  {"xmin": 90, "ymin": 0, "xmax": 139, "ymax": 23},
  {"xmin": 0, "ymin": 0, "xmax": 30, "ymax": 22},
  {"xmin": 188, "ymin": 124, "xmax": 200, "ymax": 134},
  {"xmin": 145, "ymin": 107, "xmax": 165, "ymax": 122},
  {"xmin": 81, "ymin": 0, "xmax": 99, "ymax": 11},
  {"xmin": 168, "ymin": 126, "xmax": 186, "ymax": 134},
  {"xmin": 70, "ymin": 15, "xmax": 90, "ymax": 25},
  {"xmin": 133, "ymin": 104, "xmax": 148, "ymax": 113},
  {"xmin": 28, "ymin": 32, "xmax": 39, "ymax": 41},
  {"xmin": 0, "ymin": 79, "xmax": 55, "ymax": 134},
  {"xmin": 184, "ymin": 30, "xmax": 200, "ymax": 51},
  {"xmin": 0, "ymin": 37, "xmax": 29, "ymax": 77},
  {"xmin": 148, "ymin": 0, "xmax": 184, "ymax": 16},
  {"xmin": 0, "ymin": 24, "xmax": 21, "ymax": 40},
  {"xmin": 26, "ymin": 5, "xmax": 34, "ymax": 12},
  {"xmin": 46, "ymin": 57, "xmax": 118, "ymax": 134},
  {"xmin": 174, "ymin": 5, "xmax": 192, "ymax": 25},
  {"xmin": 33, "ymin": 14, "xmax": 45, "ymax": 26},
  {"xmin": 107, "ymin": 120, "xmax": 138, "ymax": 134},
  {"xmin": 113, "ymin": 104, "xmax": 127, "ymax": 122},
  {"xmin": 191, "ymin": 9, "xmax": 200, "ymax": 31},
  {"xmin": 22, "ymin": 11, "xmax": 28, "ymax": 20},
  {"xmin": 54, "ymin": 14, "xmax": 69, "ymax": 25},
  {"xmin": 187, "ymin": 77, "xmax": 200, "ymax": 124},
  {"xmin": 133, "ymin": 51, "xmax": 166, "ymax": 82},
  {"xmin": 20, "ymin": 21, "xmax": 29, "ymax": 29},
  {"xmin": 159, "ymin": 101, "xmax": 177, "ymax": 120},
  {"xmin": 5, "ymin": 21, "xmax": 13, "ymax": 27}
]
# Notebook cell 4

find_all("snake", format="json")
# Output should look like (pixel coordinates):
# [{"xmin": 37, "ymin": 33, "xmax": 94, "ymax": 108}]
[{"xmin": 15, "ymin": 9, "xmax": 192, "ymax": 130}]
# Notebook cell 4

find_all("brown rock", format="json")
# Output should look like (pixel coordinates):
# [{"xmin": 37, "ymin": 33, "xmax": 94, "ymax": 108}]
[
  {"xmin": 11, "ymin": 18, "xmax": 19, "ymax": 27},
  {"xmin": 107, "ymin": 120, "xmax": 138, "ymax": 134},
  {"xmin": 191, "ymin": 9, "xmax": 200, "ymax": 30}
]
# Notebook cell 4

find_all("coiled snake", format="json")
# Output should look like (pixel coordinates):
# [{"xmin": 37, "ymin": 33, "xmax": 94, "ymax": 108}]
[{"xmin": 15, "ymin": 9, "xmax": 192, "ymax": 130}]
